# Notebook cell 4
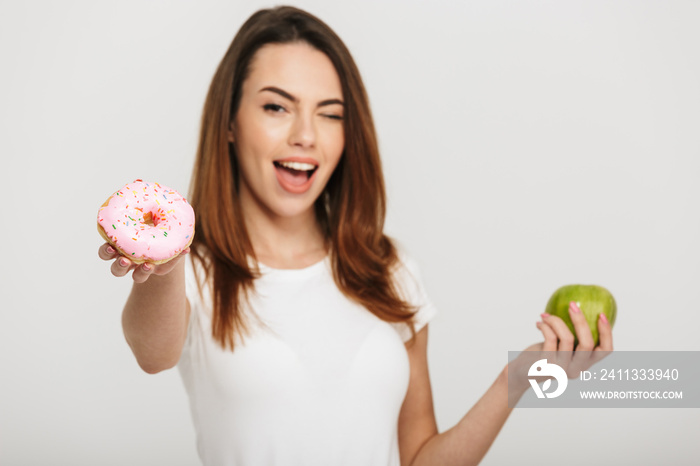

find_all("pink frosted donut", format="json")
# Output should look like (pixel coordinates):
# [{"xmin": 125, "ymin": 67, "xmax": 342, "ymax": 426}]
[{"xmin": 97, "ymin": 179, "xmax": 195, "ymax": 264}]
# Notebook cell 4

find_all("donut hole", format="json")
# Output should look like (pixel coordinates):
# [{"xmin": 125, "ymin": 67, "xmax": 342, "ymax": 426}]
[{"xmin": 143, "ymin": 211, "xmax": 160, "ymax": 227}]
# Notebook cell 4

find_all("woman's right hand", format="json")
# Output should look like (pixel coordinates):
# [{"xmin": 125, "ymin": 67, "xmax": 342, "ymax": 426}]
[{"xmin": 97, "ymin": 242, "xmax": 190, "ymax": 283}]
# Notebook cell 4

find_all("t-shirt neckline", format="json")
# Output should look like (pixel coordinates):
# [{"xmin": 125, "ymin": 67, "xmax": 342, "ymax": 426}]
[{"xmin": 255, "ymin": 255, "xmax": 329, "ymax": 280}]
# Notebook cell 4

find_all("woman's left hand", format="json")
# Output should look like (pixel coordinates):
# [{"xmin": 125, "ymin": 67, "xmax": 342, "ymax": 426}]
[
  {"xmin": 536, "ymin": 300, "xmax": 613, "ymax": 353},
  {"xmin": 508, "ymin": 301, "xmax": 614, "ymax": 396}
]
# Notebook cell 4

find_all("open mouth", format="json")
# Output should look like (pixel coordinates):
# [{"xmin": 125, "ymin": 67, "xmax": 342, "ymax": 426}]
[{"xmin": 273, "ymin": 160, "xmax": 318, "ymax": 180}]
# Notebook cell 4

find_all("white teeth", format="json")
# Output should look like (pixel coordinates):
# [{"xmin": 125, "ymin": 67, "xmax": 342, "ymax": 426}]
[{"xmin": 277, "ymin": 161, "xmax": 316, "ymax": 171}]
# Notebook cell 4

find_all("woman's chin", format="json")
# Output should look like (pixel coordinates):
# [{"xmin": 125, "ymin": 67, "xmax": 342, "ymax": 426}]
[{"xmin": 269, "ymin": 200, "xmax": 318, "ymax": 220}]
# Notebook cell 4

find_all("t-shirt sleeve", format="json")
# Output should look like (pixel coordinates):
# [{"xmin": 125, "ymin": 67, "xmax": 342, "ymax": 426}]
[{"xmin": 390, "ymin": 246, "xmax": 438, "ymax": 342}]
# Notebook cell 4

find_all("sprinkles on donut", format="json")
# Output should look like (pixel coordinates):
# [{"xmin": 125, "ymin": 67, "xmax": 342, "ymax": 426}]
[{"xmin": 97, "ymin": 179, "xmax": 195, "ymax": 264}]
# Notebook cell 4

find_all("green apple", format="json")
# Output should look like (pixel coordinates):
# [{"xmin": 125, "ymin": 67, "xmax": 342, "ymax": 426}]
[{"xmin": 544, "ymin": 284, "xmax": 617, "ymax": 346}]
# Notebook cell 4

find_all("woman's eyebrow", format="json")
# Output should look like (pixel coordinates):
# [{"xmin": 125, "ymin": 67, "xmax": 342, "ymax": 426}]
[{"xmin": 259, "ymin": 86, "xmax": 344, "ymax": 107}]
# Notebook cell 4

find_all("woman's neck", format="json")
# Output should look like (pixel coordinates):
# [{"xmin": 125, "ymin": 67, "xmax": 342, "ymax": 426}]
[{"xmin": 241, "ymin": 200, "xmax": 327, "ymax": 270}]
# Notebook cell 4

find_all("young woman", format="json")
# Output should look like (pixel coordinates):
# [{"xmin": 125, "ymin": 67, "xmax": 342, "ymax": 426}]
[{"xmin": 98, "ymin": 6, "xmax": 613, "ymax": 466}]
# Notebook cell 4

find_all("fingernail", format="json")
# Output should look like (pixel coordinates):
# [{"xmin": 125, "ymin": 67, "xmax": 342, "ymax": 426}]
[
  {"xmin": 599, "ymin": 313, "xmax": 608, "ymax": 324},
  {"xmin": 142, "ymin": 263, "xmax": 151, "ymax": 271},
  {"xmin": 569, "ymin": 301, "xmax": 581, "ymax": 313},
  {"xmin": 536, "ymin": 321, "xmax": 542, "ymax": 328},
  {"xmin": 540, "ymin": 313, "xmax": 548, "ymax": 320},
  {"xmin": 119, "ymin": 258, "xmax": 129, "ymax": 267},
  {"xmin": 106, "ymin": 246, "xmax": 115, "ymax": 255}
]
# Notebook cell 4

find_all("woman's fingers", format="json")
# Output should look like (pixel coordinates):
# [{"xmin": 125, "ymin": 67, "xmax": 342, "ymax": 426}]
[
  {"xmin": 110, "ymin": 256, "xmax": 133, "ymax": 277},
  {"xmin": 540, "ymin": 313, "xmax": 575, "ymax": 352},
  {"xmin": 595, "ymin": 313, "xmax": 614, "ymax": 352},
  {"xmin": 131, "ymin": 262, "xmax": 154, "ymax": 283},
  {"xmin": 98, "ymin": 243, "xmax": 117, "ymax": 261},
  {"xmin": 134, "ymin": 248, "xmax": 189, "ymax": 281},
  {"xmin": 532, "ymin": 305, "xmax": 614, "ymax": 380},
  {"xmin": 102, "ymin": 245, "xmax": 188, "ymax": 281},
  {"xmin": 100, "ymin": 242, "xmax": 138, "ymax": 279},
  {"xmin": 569, "ymin": 301, "xmax": 595, "ymax": 351},
  {"xmin": 567, "ymin": 301, "xmax": 598, "ymax": 376},
  {"xmin": 536, "ymin": 320, "xmax": 558, "ymax": 352}
]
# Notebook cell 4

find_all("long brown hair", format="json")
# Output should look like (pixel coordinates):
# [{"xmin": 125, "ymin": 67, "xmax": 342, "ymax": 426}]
[{"xmin": 189, "ymin": 5, "xmax": 418, "ymax": 350}]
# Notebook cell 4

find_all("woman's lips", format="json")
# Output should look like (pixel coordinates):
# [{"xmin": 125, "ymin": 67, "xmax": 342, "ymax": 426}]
[{"xmin": 274, "ymin": 162, "xmax": 318, "ymax": 194}]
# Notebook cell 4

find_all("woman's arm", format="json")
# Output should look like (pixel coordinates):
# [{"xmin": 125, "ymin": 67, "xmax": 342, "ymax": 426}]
[
  {"xmin": 99, "ymin": 243, "xmax": 190, "ymax": 374},
  {"xmin": 402, "ymin": 357, "xmax": 515, "ymax": 466},
  {"xmin": 400, "ymin": 302, "xmax": 613, "ymax": 466},
  {"xmin": 398, "ymin": 326, "xmax": 515, "ymax": 466}
]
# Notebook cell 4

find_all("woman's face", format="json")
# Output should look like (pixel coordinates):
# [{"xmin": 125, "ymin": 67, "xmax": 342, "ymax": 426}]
[{"xmin": 230, "ymin": 42, "xmax": 345, "ymax": 221}]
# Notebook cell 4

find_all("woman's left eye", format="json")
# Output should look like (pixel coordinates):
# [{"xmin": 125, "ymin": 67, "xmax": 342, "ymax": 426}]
[
  {"xmin": 263, "ymin": 104, "xmax": 285, "ymax": 113},
  {"xmin": 322, "ymin": 114, "xmax": 343, "ymax": 121}
]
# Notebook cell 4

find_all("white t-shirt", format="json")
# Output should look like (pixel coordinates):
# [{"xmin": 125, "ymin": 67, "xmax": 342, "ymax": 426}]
[{"xmin": 177, "ymin": 248, "xmax": 438, "ymax": 466}]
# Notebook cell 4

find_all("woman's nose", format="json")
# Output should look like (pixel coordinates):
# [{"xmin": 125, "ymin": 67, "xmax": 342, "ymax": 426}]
[{"xmin": 288, "ymin": 113, "xmax": 316, "ymax": 148}]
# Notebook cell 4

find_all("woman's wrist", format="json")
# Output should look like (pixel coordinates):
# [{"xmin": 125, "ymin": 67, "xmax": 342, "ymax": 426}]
[{"xmin": 502, "ymin": 358, "xmax": 530, "ymax": 404}]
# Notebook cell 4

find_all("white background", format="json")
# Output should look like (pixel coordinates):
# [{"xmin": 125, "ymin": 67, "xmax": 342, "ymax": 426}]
[{"xmin": 1, "ymin": 1, "xmax": 699, "ymax": 465}]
